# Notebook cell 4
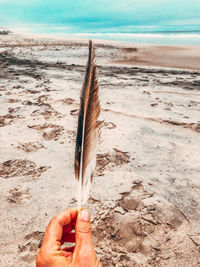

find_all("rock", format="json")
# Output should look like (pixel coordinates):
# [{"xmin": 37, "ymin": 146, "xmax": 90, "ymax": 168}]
[{"xmin": 0, "ymin": 27, "xmax": 10, "ymax": 35}]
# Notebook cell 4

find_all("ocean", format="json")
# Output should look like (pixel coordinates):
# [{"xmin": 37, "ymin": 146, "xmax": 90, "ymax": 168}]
[
  {"xmin": 73, "ymin": 31, "xmax": 200, "ymax": 45},
  {"xmin": 1, "ymin": 0, "xmax": 200, "ymax": 46},
  {"xmin": 9, "ymin": 25, "xmax": 200, "ymax": 46}
]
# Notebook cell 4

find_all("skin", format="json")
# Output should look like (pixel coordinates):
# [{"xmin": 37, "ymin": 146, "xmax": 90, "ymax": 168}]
[{"xmin": 36, "ymin": 208, "xmax": 102, "ymax": 267}]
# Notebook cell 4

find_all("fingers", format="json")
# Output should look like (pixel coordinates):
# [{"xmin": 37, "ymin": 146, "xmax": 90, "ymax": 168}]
[
  {"xmin": 56, "ymin": 208, "xmax": 77, "ymax": 227},
  {"xmin": 73, "ymin": 209, "xmax": 97, "ymax": 264},
  {"xmin": 38, "ymin": 208, "xmax": 101, "ymax": 267},
  {"xmin": 42, "ymin": 208, "xmax": 77, "ymax": 249},
  {"xmin": 75, "ymin": 209, "xmax": 92, "ymax": 244}
]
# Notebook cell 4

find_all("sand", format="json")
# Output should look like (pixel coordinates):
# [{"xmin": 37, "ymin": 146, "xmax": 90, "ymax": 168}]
[
  {"xmin": 0, "ymin": 33, "xmax": 200, "ymax": 266},
  {"xmin": 118, "ymin": 45, "xmax": 200, "ymax": 70}
]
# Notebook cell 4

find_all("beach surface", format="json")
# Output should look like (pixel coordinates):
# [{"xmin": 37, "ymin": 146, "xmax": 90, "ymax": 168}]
[{"xmin": 0, "ymin": 34, "xmax": 200, "ymax": 266}]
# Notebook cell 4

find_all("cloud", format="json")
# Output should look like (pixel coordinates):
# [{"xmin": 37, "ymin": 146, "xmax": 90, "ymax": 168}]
[{"xmin": 0, "ymin": 0, "xmax": 199, "ymax": 32}]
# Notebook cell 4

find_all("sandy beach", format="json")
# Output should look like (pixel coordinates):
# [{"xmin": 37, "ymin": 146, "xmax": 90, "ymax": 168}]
[{"xmin": 0, "ymin": 33, "xmax": 200, "ymax": 266}]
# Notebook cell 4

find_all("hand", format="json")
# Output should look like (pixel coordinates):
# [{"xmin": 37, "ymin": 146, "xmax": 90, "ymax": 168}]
[{"xmin": 36, "ymin": 208, "xmax": 102, "ymax": 267}]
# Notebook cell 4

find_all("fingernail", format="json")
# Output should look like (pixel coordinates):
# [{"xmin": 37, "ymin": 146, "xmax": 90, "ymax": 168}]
[{"xmin": 79, "ymin": 209, "xmax": 90, "ymax": 221}]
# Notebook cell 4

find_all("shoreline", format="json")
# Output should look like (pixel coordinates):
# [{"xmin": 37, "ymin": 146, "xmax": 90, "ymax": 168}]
[{"xmin": 1, "ymin": 33, "xmax": 200, "ymax": 71}]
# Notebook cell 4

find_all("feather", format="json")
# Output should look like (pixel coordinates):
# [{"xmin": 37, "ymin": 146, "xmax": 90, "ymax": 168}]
[{"xmin": 75, "ymin": 40, "xmax": 101, "ymax": 209}]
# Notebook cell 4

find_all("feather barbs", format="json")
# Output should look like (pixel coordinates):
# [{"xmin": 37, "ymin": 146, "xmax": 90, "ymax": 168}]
[{"xmin": 74, "ymin": 40, "xmax": 101, "ymax": 209}]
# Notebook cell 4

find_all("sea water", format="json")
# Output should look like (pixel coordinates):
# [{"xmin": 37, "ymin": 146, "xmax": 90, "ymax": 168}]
[{"xmin": 10, "ymin": 25, "xmax": 200, "ymax": 46}]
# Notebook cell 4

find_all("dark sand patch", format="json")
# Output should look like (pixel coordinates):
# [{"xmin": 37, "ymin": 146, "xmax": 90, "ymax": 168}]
[
  {"xmin": 58, "ymin": 98, "xmax": 75, "ymax": 105},
  {"xmin": 28, "ymin": 123, "xmax": 64, "ymax": 140},
  {"xmin": 96, "ymin": 148, "xmax": 131, "ymax": 176},
  {"xmin": 0, "ymin": 159, "xmax": 50, "ymax": 178},
  {"xmin": 7, "ymin": 187, "xmax": 31, "ymax": 204},
  {"xmin": 0, "ymin": 113, "xmax": 24, "ymax": 127},
  {"xmin": 17, "ymin": 142, "xmax": 45, "ymax": 152}
]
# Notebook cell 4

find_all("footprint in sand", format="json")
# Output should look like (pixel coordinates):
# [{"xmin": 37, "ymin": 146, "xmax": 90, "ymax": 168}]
[
  {"xmin": 0, "ymin": 113, "xmax": 24, "ymax": 127},
  {"xmin": 0, "ymin": 159, "xmax": 50, "ymax": 178},
  {"xmin": 7, "ymin": 98, "xmax": 21, "ymax": 103},
  {"xmin": 96, "ymin": 148, "xmax": 131, "ymax": 176},
  {"xmin": 17, "ymin": 142, "xmax": 45, "ymax": 152},
  {"xmin": 59, "ymin": 98, "xmax": 75, "ymax": 105},
  {"xmin": 8, "ymin": 107, "xmax": 20, "ymax": 113},
  {"xmin": 43, "ymin": 128, "xmax": 63, "ymax": 140},
  {"xmin": 104, "ymin": 121, "xmax": 116, "ymax": 129},
  {"xmin": 18, "ymin": 231, "xmax": 44, "ymax": 264},
  {"xmin": 7, "ymin": 187, "xmax": 31, "ymax": 204},
  {"xmin": 28, "ymin": 123, "xmax": 64, "ymax": 140}
]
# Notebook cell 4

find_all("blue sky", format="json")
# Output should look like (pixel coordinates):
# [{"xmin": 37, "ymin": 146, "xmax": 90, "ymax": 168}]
[{"xmin": 0, "ymin": 0, "xmax": 200, "ymax": 33}]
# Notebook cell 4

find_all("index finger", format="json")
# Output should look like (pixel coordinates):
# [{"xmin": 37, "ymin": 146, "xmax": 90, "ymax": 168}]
[{"xmin": 42, "ymin": 208, "xmax": 77, "ymax": 248}]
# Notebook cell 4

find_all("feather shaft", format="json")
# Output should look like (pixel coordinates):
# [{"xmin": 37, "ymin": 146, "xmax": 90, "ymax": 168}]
[{"xmin": 75, "ymin": 40, "xmax": 100, "ymax": 209}]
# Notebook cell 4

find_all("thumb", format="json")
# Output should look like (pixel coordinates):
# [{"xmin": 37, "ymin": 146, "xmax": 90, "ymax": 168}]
[
  {"xmin": 73, "ymin": 209, "xmax": 97, "ymax": 265},
  {"xmin": 75, "ymin": 209, "xmax": 93, "ymax": 248}
]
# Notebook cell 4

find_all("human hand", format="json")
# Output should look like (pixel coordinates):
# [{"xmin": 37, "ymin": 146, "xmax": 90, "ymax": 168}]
[{"xmin": 36, "ymin": 208, "xmax": 102, "ymax": 267}]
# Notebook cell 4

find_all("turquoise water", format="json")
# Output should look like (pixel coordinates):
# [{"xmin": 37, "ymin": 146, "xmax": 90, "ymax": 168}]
[
  {"xmin": 73, "ymin": 32, "xmax": 200, "ymax": 45},
  {"xmin": 1, "ymin": 0, "xmax": 200, "ymax": 45},
  {"xmin": 12, "ymin": 25, "xmax": 200, "ymax": 45}
]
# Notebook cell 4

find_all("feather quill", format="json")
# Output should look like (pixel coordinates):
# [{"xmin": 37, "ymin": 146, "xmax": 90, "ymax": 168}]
[{"xmin": 75, "ymin": 40, "xmax": 100, "ymax": 209}]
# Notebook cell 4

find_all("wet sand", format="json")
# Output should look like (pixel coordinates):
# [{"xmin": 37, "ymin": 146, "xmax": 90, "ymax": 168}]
[
  {"xmin": 0, "ymin": 34, "xmax": 200, "ymax": 266},
  {"xmin": 118, "ymin": 45, "xmax": 200, "ymax": 70}
]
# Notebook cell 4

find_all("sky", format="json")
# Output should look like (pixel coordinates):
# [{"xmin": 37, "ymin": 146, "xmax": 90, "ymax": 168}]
[{"xmin": 0, "ymin": 0, "xmax": 200, "ymax": 33}]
